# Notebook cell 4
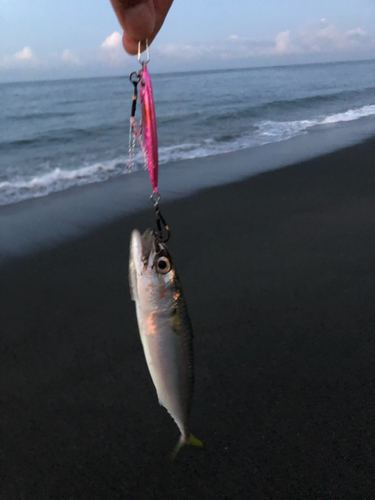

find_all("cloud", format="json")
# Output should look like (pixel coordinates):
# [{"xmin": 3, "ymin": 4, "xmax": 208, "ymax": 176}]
[
  {"xmin": 101, "ymin": 31, "xmax": 122, "ymax": 50},
  {"xmin": 1, "ymin": 20, "xmax": 373, "ymax": 81},
  {"xmin": 275, "ymin": 31, "xmax": 297, "ymax": 55},
  {"xmin": 155, "ymin": 20, "xmax": 375, "ymax": 63},
  {"xmin": 157, "ymin": 38, "xmax": 272, "ymax": 62},
  {"xmin": 294, "ymin": 20, "xmax": 372, "ymax": 54},
  {"xmin": 61, "ymin": 49, "xmax": 81, "ymax": 66},
  {"xmin": 0, "ymin": 46, "xmax": 38, "ymax": 69},
  {"xmin": 1, "ymin": 32, "xmax": 132, "ymax": 77},
  {"xmin": 99, "ymin": 31, "xmax": 131, "ymax": 67},
  {"xmin": 272, "ymin": 21, "xmax": 373, "ymax": 55},
  {"xmin": 14, "ymin": 46, "xmax": 34, "ymax": 61}
]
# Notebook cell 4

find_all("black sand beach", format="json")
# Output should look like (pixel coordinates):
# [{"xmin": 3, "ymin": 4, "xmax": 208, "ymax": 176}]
[{"xmin": 1, "ymin": 138, "xmax": 375, "ymax": 498}]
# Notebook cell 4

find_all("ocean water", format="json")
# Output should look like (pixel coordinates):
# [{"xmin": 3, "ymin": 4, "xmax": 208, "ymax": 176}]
[{"xmin": 1, "ymin": 59, "xmax": 374, "ymax": 207}]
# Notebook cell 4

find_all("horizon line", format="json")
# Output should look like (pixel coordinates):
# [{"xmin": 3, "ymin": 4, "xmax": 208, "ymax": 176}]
[{"xmin": 0, "ymin": 57, "xmax": 374, "ymax": 86}]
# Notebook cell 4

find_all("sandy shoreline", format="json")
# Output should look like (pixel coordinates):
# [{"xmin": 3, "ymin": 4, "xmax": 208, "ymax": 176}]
[
  {"xmin": 2, "ymin": 137, "xmax": 375, "ymax": 498},
  {"xmin": 2, "ymin": 115, "xmax": 375, "ymax": 264}
]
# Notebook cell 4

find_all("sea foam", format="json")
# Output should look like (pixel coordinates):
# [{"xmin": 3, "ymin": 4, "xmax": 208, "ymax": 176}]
[{"xmin": 0, "ymin": 104, "xmax": 374, "ymax": 207}]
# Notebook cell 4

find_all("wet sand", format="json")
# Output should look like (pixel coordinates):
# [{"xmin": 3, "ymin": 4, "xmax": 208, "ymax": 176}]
[{"xmin": 1, "ymin": 138, "xmax": 375, "ymax": 498}]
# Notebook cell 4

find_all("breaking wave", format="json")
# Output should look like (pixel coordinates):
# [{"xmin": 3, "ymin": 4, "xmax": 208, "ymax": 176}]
[{"xmin": 1, "ymin": 104, "xmax": 374, "ymax": 206}]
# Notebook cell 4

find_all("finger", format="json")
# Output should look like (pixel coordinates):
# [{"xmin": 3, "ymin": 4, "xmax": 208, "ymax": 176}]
[
  {"xmin": 121, "ymin": 0, "xmax": 174, "ymax": 55},
  {"xmin": 111, "ymin": 0, "xmax": 155, "ymax": 42}
]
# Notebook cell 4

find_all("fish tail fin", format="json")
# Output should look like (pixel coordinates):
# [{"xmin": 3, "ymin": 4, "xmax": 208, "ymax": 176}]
[{"xmin": 171, "ymin": 433, "xmax": 203, "ymax": 460}]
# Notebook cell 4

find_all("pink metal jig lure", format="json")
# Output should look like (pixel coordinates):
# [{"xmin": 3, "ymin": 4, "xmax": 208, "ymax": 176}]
[
  {"xmin": 129, "ymin": 41, "xmax": 169, "ymax": 242},
  {"xmin": 139, "ymin": 65, "xmax": 158, "ymax": 193},
  {"xmin": 129, "ymin": 43, "xmax": 158, "ymax": 193}
]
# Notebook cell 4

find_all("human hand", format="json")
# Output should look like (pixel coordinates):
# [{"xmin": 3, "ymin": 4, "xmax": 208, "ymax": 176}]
[{"xmin": 110, "ymin": 0, "xmax": 174, "ymax": 55}]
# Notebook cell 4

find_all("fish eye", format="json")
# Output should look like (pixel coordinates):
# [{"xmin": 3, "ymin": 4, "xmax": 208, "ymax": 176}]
[
  {"xmin": 141, "ymin": 78, "xmax": 146, "ymax": 87},
  {"xmin": 156, "ymin": 256, "xmax": 171, "ymax": 274}
]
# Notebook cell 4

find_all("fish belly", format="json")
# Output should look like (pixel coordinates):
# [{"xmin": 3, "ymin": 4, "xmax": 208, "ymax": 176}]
[{"xmin": 136, "ymin": 305, "xmax": 192, "ymax": 436}]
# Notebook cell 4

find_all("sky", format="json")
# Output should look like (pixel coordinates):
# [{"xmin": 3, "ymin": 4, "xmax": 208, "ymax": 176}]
[{"xmin": 0, "ymin": 0, "xmax": 374, "ymax": 82}]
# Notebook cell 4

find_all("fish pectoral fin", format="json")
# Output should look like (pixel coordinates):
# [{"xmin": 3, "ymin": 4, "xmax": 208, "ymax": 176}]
[
  {"xmin": 171, "ymin": 433, "xmax": 204, "ymax": 460},
  {"xmin": 170, "ymin": 308, "xmax": 181, "ymax": 335}
]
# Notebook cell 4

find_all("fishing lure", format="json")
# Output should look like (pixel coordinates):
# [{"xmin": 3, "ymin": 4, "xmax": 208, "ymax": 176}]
[
  {"xmin": 128, "ymin": 41, "xmax": 169, "ymax": 242},
  {"xmin": 129, "ymin": 41, "xmax": 158, "ymax": 193}
]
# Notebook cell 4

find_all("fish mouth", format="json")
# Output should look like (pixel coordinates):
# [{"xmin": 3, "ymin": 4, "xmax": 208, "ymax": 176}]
[
  {"xmin": 141, "ymin": 228, "xmax": 156, "ymax": 261},
  {"xmin": 130, "ymin": 228, "xmax": 156, "ymax": 271}
]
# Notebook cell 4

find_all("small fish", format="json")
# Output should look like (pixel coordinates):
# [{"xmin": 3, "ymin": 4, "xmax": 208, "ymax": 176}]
[{"xmin": 129, "ymin": 228, "xmax": 203, "ymax": 458}]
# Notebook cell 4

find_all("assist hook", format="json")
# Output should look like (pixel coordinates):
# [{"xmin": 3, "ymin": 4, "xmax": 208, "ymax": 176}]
[{"xmin": 151, "ymin": 192, "xmax": 170, "ymax": 243}]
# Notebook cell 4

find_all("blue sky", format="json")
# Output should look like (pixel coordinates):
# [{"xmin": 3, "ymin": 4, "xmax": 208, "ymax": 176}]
[{"xmin": 1, "ymin": 0, "xmax": 374, "ymax": 81}]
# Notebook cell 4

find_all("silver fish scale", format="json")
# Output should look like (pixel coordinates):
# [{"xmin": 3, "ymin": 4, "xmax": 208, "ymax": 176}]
[{"xmin": 171, "ymin": 277, "xmax": 195, "ymax": 418}]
